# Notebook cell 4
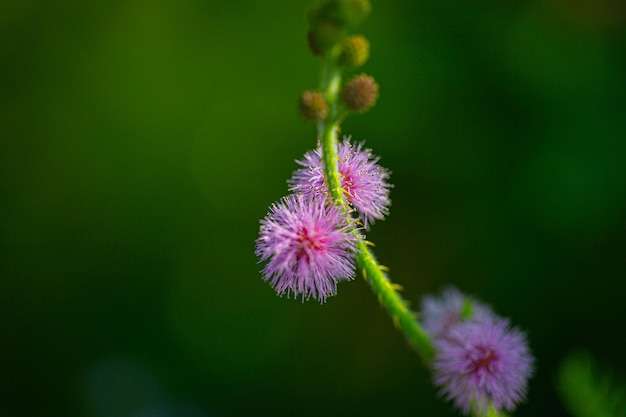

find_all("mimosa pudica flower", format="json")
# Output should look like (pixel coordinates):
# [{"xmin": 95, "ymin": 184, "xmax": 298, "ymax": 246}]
[
  {"xmin": 256, "ymin": 194, "xmax": 357, "ymax": 303},
  {"xmin": 289, "ymin": 137, "xmax": 391, "ymax": 229}
]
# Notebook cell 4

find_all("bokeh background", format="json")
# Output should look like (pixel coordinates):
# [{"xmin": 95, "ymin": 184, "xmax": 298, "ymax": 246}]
[{"xmin": 2, "ymin": 0, "xmax": 625, "ymax": 416}]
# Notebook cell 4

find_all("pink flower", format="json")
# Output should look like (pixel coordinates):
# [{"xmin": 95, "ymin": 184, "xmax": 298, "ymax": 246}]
[
  {"xmin": 420, "ymin": 286, "xmax": 493, "ymax": 340},
  {"xmin": 289, "ymin": 137, "xmax": 391, "ymax": 229},
  {"xmin": 432, "ymin": 310, "xmax": 534, "ymax": 415},
  {"xmin": 255, "ymin": 194, "xmax": 357, "ymax": 303}
]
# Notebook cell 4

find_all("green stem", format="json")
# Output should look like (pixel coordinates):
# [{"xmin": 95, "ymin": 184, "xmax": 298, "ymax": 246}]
[
  {"xmin": 480, "ymin": 403, "xmax": 508, "ymax": 417},
  {"xmin": 356, "ymin": 240, "xmax": 435, "ymax": 361},
  {"xmin": 320, "ymin": 121, "xmax": 344, "ymax": 206},
  {"xmin": 317, "ymin": 57, "xmax": 435, "ymax": 363}
]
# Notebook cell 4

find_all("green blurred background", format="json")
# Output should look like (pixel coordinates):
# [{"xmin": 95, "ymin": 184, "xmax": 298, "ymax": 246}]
[{"xmin": 2, "ymin": 0, "xmax": 625, "ymax": 416}]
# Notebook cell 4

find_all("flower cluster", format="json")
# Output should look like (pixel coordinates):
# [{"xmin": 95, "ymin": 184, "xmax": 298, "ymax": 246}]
[
  {"xmin": 421, "ymin": 287, "xmax": 534, "ymax": 415},
  {"xmin": 256, "ymin": 137, "xmax": 390, "ymax": 303},
  {"xmin": 258, "ymin": 1, "xmax": 536, "ymax": 415}
]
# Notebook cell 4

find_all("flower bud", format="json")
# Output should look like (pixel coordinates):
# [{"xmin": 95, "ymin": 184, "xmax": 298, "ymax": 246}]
[
  {"xmin": 341, "ymin": 74, "xmax": 378, "ymax": 112},
  {"xmin": 307, "ymin": 20, "xmax": 344, "ymax": 56},
  {"xmin": 341, "ymin": 0, "xmax": 371, "ymax": 27},
  {"xmin": 308, "ymin": 0, "xmax": 371, "ymax": 29},
  {"xmin": 338, "ymin": 35, "xmax": 370, "ymax": 68},
  {"xmin": 299, "ymin": 90, "xmax": 329, "ymax": 122}
]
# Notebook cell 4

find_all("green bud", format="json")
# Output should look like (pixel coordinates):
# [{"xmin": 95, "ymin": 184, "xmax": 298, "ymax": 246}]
[
  {"xmin": 299, "ymin": 90, "xmax": 329, "ymax": 122},
  {"xmin": 341, "ymin": 74, "xmax": 378, "ymax": 112},
  {"xmin": 341, "ymin": 0, "xmax": 372, "ymax": 27},
  {"xmin": 308, "ymin": 0, "xmax": 371, "ymax": 29},
  {"xmin": 338, "ymin": 35, "xmax": 370, "ymax": 68},
  {"xmin": 307, "ymin": 20, "xmax": 344, "ymax": 56}
]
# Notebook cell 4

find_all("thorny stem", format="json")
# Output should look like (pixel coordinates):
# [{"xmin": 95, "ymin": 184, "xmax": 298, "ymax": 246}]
[{"xmin": 317, "ymin": 55, "xmax": 435, "ymax": 363}]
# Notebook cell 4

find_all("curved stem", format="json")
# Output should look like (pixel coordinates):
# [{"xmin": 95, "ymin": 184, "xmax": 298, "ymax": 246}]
[
  {"xmin": 356, "ymin": 240, "xmax": 435, "ymax": 361},
  {"xmin": 317, "ymin": 58, "xmax": 435, "ymax": 363}
]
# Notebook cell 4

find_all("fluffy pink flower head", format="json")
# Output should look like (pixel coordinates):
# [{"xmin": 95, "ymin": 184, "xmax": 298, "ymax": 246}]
[
  {"xmin": 433, "ymin": 315, "xmax": 534, "ymax": 415},
  {"xmin": 255, "ymin": 194, "xmax": 357, "ymax": 303},
  {"xmin": 288, "ymin": 137, "xmax": 391, "ymax": 229},
  {"xmin": 420, "ymin": 286, "xmax": 493, "ymax": 341}
]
